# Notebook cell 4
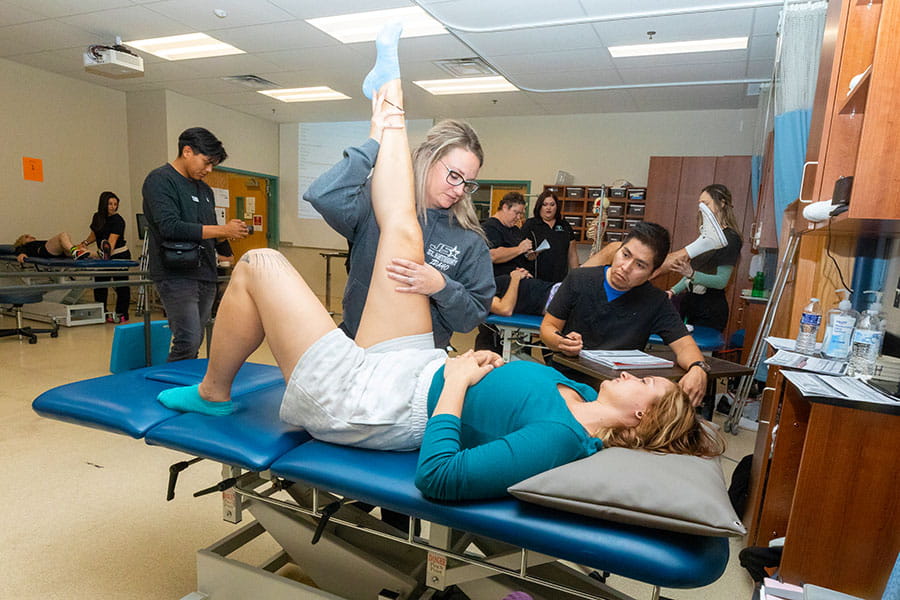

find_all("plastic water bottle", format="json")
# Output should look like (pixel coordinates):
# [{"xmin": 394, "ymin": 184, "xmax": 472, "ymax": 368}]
[
  {"xmin": 821, "ymin": 289, "xmax": 857, "ymax": 360},
  {"xmin": 847, "ymin": 291, "xmax": 886, "ymax": 379},
  {"xmin": 795, "ymin": 298, "xmax": 821, "ymax": 355}
]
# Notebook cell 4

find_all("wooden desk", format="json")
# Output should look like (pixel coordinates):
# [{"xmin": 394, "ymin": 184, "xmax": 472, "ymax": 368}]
[
  {"xmin": 746, "ymin": 368, "xmax": 900, "ymax": 597},
  {"xmin": 553, "ymin": 351, "xmax": 753, "ymax": 383}
]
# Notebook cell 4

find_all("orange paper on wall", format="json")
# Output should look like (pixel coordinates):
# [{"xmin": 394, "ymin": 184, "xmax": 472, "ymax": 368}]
[{"xmin": 23, "ymin": 157, "xmax": 43, "ymax": 182}]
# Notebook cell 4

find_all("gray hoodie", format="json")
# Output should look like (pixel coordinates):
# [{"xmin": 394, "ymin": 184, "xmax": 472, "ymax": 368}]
[{"xmin": 305, "ymin": 138, "xmax": 494, "ymax": 349}]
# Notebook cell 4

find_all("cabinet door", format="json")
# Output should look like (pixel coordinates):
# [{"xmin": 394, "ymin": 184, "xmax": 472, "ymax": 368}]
[
  {"xmin": 850, "ymin": 0, "xmax": 900, "ymax": 219},
  {"xmin": 645, "ymin": 157, "xmax": 683, "ymax": 290}
]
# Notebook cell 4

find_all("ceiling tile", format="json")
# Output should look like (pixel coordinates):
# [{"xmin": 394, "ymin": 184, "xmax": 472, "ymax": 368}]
[
  {"xmin": 0, "ymin": 19, "xmax": 101, "ymax": 55},
  {"xmin": 268, "ymin": 0, "xmax": 413, "ymax": 20},
  {"xmin": 4, "ymin": 0, "xmax": 133, "ymax": 19},
  {"xmin": 0, "ymin": 1, "xmax": 47, "ymax": 26},
  {"xmin": 510, "ymin": 68, "xmax": 624, "ymax": 91},
  {"xmin": 146, "ymin": 0, "xmax": 296, "ymax": 31},
  {"xmin": 61, "ymin": 6, "xmax": 192, "ymax": 40},
  {"xmin": 489, "ymin": 48, "xmax": 615, "ymax": 74}
]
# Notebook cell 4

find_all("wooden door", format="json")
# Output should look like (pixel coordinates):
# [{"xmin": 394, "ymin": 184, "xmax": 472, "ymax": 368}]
[{"xmin": 205, "ymin": 170, "xmax": 270, "ymax": 262}]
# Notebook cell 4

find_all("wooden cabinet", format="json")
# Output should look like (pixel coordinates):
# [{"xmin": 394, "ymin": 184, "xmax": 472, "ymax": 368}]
[
  {"xmin": 783, "ymin": 0, "xmax": 900, "ymax": 340},
  {"xmin": 731, "ymin": 296, "xmax": 768, "ymax": 364},
  {"xmin": 542, "ymin": 185, "xmax": 647, "ymax": 244},
  {"xmin": 745, "ymin": 369, "xmax": 900, "ymax": 597}
]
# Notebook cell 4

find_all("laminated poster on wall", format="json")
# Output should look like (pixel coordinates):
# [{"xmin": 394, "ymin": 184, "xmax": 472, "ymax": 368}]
[{"xmin": 213, "ymin": 187, "xmax": 229, "ymax": 208}]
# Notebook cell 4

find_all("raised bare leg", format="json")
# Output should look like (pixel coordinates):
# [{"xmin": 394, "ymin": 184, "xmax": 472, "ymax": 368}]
[
  {"xmin": 355, "ymin": 62, "xmax": 432, "ymax": 347},
  {"xmin": 159, "ymin": 248, "xmax": 337, "ymax": 414}
]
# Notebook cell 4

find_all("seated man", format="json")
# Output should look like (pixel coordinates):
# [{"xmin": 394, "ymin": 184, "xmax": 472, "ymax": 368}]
[
  {"xmin": 540, "ymin": 222, "xmax": 709, "ymax": 405},
  {"xmin": 482, "ymin": 191, "xmax": 533, "ymax": 277},
  {"xmin": 13, "ymin": 233, "xmax": 90, "ymax": 264}
]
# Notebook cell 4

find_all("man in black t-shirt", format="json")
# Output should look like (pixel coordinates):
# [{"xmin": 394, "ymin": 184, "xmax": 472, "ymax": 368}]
[
  {"xmin": 539, "ymin": 222, "xmax": 709, "ymax": 406},
  {"xmin": 142, "ymin": 127, "xmax": 248, "ymax": 361},
  {"xmin": 482, "ymin": 192, "xmax": 533, "ymax": 277}
]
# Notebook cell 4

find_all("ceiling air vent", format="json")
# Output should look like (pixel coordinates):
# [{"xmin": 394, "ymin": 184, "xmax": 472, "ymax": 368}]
[
  {"xmin": 433, "ymin": 57, "xmax": 497, "ymax": 78},
  {"xmin": 222, "ymin": 74, "xmax": 279, "ymax": 89}
]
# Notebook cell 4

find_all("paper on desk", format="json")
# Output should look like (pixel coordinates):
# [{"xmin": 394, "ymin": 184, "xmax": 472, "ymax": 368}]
[
  {"xmin": 781, "ymin": 370, "xmax": 899, "ymax": 405},
  {"xmin": 534, "ymin": 239, "xmax": 550, "ymax": 253},
  {"xmin": 765, "ymin": 350, "xmax": 846, "ymax": 375},
  {"xmin": 765, "ymin": 336, "xmax": 822, "ymax": 352}
]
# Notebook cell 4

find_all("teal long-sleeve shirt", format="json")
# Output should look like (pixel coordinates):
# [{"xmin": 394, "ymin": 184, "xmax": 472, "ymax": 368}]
[{"xmin": 415, "ymin": 361, "xmax": 602, "ymax": 501}]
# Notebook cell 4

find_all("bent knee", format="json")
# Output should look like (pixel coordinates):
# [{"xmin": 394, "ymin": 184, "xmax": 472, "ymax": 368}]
[{"xmin": 235, "ymin": 248, "xmax": 295, "ymax": 281}]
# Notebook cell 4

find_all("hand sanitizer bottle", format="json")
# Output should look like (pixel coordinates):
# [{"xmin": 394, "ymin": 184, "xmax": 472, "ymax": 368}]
[
  {"xmin": 821, "ymin": 289, "xmax": 857, "ymax": 360},
  {"xmin": 795, "ymin": 298, "xmax": 821, "ymax": 355},
  {"xmin": 847, "ymin": 291, "xmax": 886, "ymax": 379}
]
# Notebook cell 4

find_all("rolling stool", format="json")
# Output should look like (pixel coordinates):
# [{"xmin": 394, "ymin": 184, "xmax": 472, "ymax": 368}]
[{"xmin": 0, "ymin": 290, "xmax": 59, "ymax": 344}]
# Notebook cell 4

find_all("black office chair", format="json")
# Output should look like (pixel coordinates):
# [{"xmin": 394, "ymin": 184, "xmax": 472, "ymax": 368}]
[{"xmin": 0, "ymin": 290, "xmax": 59, "ymax": 344}]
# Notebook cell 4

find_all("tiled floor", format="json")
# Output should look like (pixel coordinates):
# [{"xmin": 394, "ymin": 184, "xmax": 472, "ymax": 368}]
[{"xmin": 1, "ymin": 312, "xmax": 757, "ymax": 599}]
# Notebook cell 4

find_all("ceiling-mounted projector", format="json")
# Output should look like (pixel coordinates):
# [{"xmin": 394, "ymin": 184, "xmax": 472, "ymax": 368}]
[{"xmin": 84, "ymin": 45, "xmax": 144, "ymax": 79}]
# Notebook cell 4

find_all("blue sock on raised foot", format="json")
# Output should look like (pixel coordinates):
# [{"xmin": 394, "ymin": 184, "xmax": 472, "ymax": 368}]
[
  {"xmin": 158, "ymin": 384, "xmax": 234, "ymax": 416},
  {"xmin": 362, "ymin": 22, "xmax": 403, "ymax": 99}
]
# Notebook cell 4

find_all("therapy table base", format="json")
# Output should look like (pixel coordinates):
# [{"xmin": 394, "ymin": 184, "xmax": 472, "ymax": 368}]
[{"xmin": 33, "ymin": 360, "xmax": 729, "ymax": 600}]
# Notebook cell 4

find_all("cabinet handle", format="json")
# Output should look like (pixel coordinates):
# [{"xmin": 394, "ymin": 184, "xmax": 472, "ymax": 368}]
[{"xmin": 799, "ymin": 161, "xmax": 818, "ymax": 203}]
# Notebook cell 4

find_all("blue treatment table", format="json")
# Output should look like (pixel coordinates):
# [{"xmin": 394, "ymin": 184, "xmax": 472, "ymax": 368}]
[
  {"xmin": 484, "ymin": 313, "xmax": 546, "ymax": 361},
  {"xmin": 33, "ymin": 360, "xmax": 729, "ymax": 600}
]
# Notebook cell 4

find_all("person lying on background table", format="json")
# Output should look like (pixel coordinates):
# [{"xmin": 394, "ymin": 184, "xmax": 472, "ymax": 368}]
[
  {"xmin": 540, "ymin": 222, "xmax": 710, "ymax": 406},
  {"xmin": 13, "ymin": 232, "xmax": 90, "ymax": 263}
]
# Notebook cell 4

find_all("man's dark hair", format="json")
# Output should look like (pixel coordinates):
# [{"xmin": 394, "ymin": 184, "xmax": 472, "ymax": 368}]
[
  {"xmin": 498, "ymin": 191, "xmax": 525, "ymax": 210},
  {"xmin": 623, "ymin": 221, "xmax": 670, "ymax": 271},
  {"xmin": 177, "ymin": 127, "xmax": 227, "ymax": 165}
]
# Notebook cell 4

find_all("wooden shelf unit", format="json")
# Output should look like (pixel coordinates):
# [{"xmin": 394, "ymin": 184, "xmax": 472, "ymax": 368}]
[
  {"xmin": 748, "ymin": 2, "xmax": 900, "ymax": 597},
  {"xmin": 542, "ymin": 185, "xmax": 647, "ymax": 244}
]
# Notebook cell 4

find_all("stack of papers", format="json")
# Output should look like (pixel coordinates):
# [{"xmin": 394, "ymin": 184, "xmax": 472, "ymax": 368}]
[
  {"xmin": 579, "ymin": 349, "xmax": 674, "ymax": 369},
  {"xmin": 781, "ymin": 370, "xmax": 899, "ymax": 406},
  {"xmin": 765, "ymin": 350, "xmax": 846, "ymax": 375}
]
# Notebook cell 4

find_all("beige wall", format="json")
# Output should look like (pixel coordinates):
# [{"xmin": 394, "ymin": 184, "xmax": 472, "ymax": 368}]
[
  {"xmin": 164, "ymin": 90, "xmax": 278, "ymax": 177},
  {"xmin": 468, "ymin": 109, "xmax": 757, "ymax": 187},
  {"xmin": 0, "ymin": 58, "xmax": 131, "ymax": 244}
]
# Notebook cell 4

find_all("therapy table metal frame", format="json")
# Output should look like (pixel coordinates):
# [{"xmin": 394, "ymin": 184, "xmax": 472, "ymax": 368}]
[
  {"xmin": 0, "ymin": 254, "xmax": 141, "ymax": 325},
  {"xmin": 33, "ymin": 360, "xmax": 729, "ymax": 600}
]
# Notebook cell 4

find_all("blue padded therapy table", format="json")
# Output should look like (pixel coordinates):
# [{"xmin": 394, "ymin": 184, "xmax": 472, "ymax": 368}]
[{"xmin": 33, "ymin": 360, "xmax": 729, "ymax": 600}]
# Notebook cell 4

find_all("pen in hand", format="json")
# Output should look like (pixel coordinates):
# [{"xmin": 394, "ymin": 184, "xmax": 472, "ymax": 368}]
[{"xmin": 555, "ymin": 330, "xmax": 571, "ymax": 340}]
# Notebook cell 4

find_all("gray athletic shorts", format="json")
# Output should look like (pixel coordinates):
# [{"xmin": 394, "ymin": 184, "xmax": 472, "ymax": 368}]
[{"xmin": 280, "ymin": 328, "xmax": 447, "ymax": 451}]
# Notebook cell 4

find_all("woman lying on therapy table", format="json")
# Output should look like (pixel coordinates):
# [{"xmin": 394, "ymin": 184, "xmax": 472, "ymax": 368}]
[{"xmin": 156, "ymin": 40, "xmax": 724, "ymax": 501}]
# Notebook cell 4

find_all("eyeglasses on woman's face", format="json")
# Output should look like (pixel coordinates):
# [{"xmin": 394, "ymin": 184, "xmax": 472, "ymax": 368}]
[{"xmin": 440, "ymin": 160, "xmax": 479, "ymax": 194}]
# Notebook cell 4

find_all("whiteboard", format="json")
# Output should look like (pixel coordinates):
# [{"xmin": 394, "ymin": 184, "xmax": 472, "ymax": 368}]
[{"xmin": 279, "ymin": 119, "xmax": 433, "ymax": 248}]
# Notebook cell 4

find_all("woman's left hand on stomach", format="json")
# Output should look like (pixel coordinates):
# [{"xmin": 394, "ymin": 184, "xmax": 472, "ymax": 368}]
[
  {"xmin": 387, "ymin": 258, "xmax": 446, "ymax": 295},
  {"xmin": 445, "ymin": 350, "xmax": 497, "ymax": 388}
]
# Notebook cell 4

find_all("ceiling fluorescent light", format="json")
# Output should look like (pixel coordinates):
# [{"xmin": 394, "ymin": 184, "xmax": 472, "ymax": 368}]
[
  {"xmin": 609, "ymin": 37, "xmax": 747, "ymax": 58},
  {"xmin": 414, "ymin": 76, "xmax": 517, "ymax": 96},
  {"xmin": 125, "ymin": 33, "xmax": 244, "ymax": 61},
  {"xmin": 306, "ymin": 7, "xmax": 446, "ymax": 44},
  {"xmin": 258, "ymin": 87, "xmax": 350, "ymax": 103}
]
